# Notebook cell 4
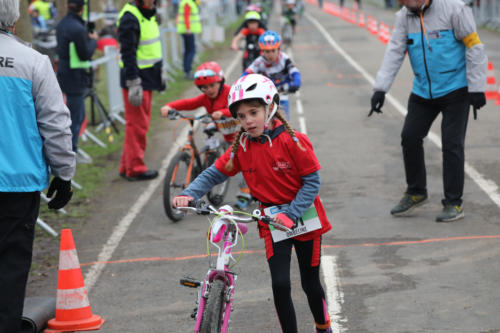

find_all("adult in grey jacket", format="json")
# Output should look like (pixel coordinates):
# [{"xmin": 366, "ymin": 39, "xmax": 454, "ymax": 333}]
[
  {"xmin": 0, "ymin": 1, "xmax": 76, "ymax": 331},
  {"xmin": 369, "ymin": 0, "xmax": 487, "ymax": 222}
]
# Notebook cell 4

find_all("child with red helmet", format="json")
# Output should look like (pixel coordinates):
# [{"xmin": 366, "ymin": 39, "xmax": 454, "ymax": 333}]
[
  {"xmin": 161, "ymin": 61, "xmax": 253, "ymax": 209},
  {"xmin": 173, "ymin": 74, "xmax": 333, "ymax": 333}
]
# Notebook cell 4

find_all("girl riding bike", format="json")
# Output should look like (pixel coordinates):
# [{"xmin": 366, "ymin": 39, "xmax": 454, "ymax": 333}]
[
  {"xmin": 243, "ymin": 30, "xmax": 301, "ymax": 119},
  {"xmin": 173, "ymin": 74, "xmax": 333, "ymax": 333},
  {"xmin": 160, "ymin": 61, "xmax": 253, "ymax": 210}
]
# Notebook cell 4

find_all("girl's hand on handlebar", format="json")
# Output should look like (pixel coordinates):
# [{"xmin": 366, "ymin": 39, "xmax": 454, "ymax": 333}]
[
  {"xmin": 273, "ymin": 213, "xmax": 295, "ymax": 232},
  {"xmin": 161, "ymin": 105, "xmax": 173, "ymax": 118},
  {"xmin": 173, "ymin": 195, "xmax": 194, "ymax": 208},
  {"xmin": 231, "ymin": 43, "xmax": 238, "ymax": 51},
  {"xmin": 211, "ymin": 111, "xmax": 223, "ymax": 120}
]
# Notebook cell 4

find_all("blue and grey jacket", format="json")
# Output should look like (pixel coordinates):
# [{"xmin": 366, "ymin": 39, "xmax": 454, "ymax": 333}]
[
  {"xmin": 0, "ymin": 31, "xmax": 75, "ymax": 192},
  {"xmin": 374, "ymin": 0, "xmax": 487, "ymax": 99}
]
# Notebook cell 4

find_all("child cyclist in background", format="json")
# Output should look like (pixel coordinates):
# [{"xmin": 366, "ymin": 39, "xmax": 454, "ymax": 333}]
[
  {"xmin": 173, "ymin": 74, "xmax": 333, "ymax": 333},
  {"xmin": 160, "ymin": 61, "xmax": 253, "ymax": 209},
  {"xmin": 231, "ymin": 11, "xmax": 267, "ymax": 71},
  {"xmin": 244, "ymin": 30, "xmax": 301, "ymax": 120}
]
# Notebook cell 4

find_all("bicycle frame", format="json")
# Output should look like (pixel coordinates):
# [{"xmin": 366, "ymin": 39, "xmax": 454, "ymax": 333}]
[
  {"xmin": 194, "ymin": 217, "xmax": 241, "ymax": 332},
  {"xmin": 179, "ymin": 202, "xmax": 291, "ymax": 332},
  {"xmin": 169, "ymin": 113, "xmax": 215, "ymax": 189}
]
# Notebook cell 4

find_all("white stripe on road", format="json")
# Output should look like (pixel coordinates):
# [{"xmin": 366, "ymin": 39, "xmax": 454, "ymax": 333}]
[
  {"xmin": 306, "ymin": 12, "xmax": 500, "ymax": 209},
  {"xmin": 84, "ymin": 53, "xmax": 242, "ymax": 292},
  {"xmin": 299, "ymin": 117, "xmax": 307, "ymax": 134},
  {"xmin": 296, "ymin": 98, "xmax": 304, "ymax": 115},
  {"xmin": 321, "ymin": 255, "xmax": 346, "ymax": 333}
]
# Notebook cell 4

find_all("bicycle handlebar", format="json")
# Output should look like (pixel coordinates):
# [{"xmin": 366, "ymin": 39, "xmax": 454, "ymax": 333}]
[
  {"xmin": 178, "ymin": 199, "xmax": 291, "ymax": 232},
  {"xmin": 168, "ymin": 109, "xmax": 227, "ymax": 123}
]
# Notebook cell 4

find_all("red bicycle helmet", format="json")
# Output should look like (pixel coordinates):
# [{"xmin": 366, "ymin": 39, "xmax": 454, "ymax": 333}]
[{"xmin": 193, "ymin": 61, "xmax": 224, "ymax": 87}]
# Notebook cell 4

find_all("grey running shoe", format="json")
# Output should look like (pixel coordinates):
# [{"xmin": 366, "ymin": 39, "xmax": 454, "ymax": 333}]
[
  {"xmin": 436, "ymin": 205, "xmax": 464, "ymax": 222},
  {"xmin": 390, "ymin": 194, "xmax": 428, "ymax": 216}
]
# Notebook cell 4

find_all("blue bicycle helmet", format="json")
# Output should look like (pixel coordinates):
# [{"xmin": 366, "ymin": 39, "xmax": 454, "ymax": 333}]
[{"xmin": 258, "ymin": 30, "xmax": 281, "ymax": 50}]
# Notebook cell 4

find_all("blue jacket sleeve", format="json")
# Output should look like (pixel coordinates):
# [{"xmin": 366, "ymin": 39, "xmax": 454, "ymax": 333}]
[
  {"xmin": 181, "ymin": 165, "xmax": 229, "ymax": 199},
  {"xmin": 283, "ymin": 171, "xmax": 320, "ymax": 221},
  {"xmin": 291, "ymin": 71, "xmax": 301, "ymax": 88}
]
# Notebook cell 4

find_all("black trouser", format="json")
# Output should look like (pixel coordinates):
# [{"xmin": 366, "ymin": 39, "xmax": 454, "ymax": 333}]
[
  {"xmin": 267, "ymin": 236, "xmax": 328, "ymax": 333},
  {"xmin": 402, "ymin": 87, "xmax": 470, "ymax": 206},
  {"xmin": 0, "ymin": 192, "xmax": 40, "ymax": 333}
]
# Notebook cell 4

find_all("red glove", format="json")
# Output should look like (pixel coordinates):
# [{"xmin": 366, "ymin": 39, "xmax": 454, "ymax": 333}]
[{"xmin": 274, "ymin": 213, "xmax": 295, "ymax": 230}]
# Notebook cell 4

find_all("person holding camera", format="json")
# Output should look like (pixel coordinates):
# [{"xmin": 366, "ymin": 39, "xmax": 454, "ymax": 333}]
[
  {"xmin": 117, "ymin": 0, "xmax": 164, "ymax": 181},
  {"xmin": 1, "ymin": 0, "xmax": 76, "ymax": 331},
  {"xmin": 56, "ymin": 0, "xmax": 98, "ymax": 163}
]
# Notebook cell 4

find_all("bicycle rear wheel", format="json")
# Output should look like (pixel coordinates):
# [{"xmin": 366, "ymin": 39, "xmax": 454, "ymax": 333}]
[
  {"xmin": 163, "ymin": 151, "xmax": 195, "ymax": 222},
  {"xmin": 199, "ymin": 279, "xmax": 226, "ymax": 333},
  {"xmin": 205, "ymin": 146, "xmax": 230, "ymax": 206}
]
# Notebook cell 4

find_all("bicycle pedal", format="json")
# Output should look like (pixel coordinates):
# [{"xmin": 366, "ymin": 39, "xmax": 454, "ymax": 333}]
[{"xmin": 180, "ymin": 277, "xmax": 201, "ymax": 288}]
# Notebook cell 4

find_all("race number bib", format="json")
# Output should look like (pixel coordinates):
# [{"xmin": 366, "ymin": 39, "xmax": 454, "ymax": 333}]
[
  {"xmin": 215, "ymin": 118, "xmax": 240, "ymax": 135},
  {"xmin": 263, "ymin": 204, "xmax": 322, "ymax": 243}
]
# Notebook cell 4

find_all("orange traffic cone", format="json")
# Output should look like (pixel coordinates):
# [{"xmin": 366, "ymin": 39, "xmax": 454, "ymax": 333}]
[
  {"xmin": 358, "ymin": 11, "xmax": 365, "ymax": 27},
  {"xmin": 370, "ymin": 18, "xmax": 378, "ymax": 35},
  {"xmin": 495, "ymin": 81, "xmax": 500, "ymax": 105},
  {"xmin": 486, "ymin": 62, "xmax": 498, "ymax": 100},
  {"xmin": 45, "ymin": 229, "xmax": 105, "ymax": 333},
  {"xmin": 378, "ymin": 23, "xmax": 390, "ymax": 44}
]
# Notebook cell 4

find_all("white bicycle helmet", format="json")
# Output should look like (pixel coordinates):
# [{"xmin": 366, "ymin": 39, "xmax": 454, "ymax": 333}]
[{"xmin": 228, "ymin": 74, "xmax": 280, "ymax": 126}]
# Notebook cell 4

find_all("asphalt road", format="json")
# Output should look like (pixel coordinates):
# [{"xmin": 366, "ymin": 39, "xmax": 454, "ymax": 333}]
[{"xmin": 28, "ymin": 2, "xmax": 500, "ymax": 332}]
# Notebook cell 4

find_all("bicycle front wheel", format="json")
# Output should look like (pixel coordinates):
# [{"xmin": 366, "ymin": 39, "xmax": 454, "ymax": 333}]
[
  {"xmin": 163, "ymin": 151, "xmax": 194, "ymax": 222},
  {"xmin": 200, "ymin": 279, "xmax": 226, "ymax": 333},
  {"xmin": 205, "ymin": 147, "xmax": 230, "ymax": 206}
]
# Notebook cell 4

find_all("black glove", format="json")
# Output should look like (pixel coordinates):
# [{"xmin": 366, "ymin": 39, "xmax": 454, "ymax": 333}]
[
  {"xmin": 288, "ymin": 85, "xmax": 299, "ymax": 93},
  {"xmin": 369, "ymin": 91, "xmax": 385, "ymax": 116},
  {"xmin": 47, "ymin": 177, "xmax": 73, "ymax": 210},
  {"xmin": 469, "ymin": 92, "xmax": 486, "ymax": 120}
]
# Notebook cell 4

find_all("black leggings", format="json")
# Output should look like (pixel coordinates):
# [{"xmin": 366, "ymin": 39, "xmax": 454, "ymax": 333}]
[{"xmin": 267, "ymin": 236, "xmax": 329, "ymax": 332}]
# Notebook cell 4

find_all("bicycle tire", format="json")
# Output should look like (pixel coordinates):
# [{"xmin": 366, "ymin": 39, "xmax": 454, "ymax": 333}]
[
  {"xmin": 163, "ymin": 151, "xmax": 194, "ymax": 222},
  {"xmin": 199, "ymin": 279, "xmax": 226, "ymax": 333},
  {"xmin": 205, "ymin": 146, "xmax": 230, "ymax": 206}
]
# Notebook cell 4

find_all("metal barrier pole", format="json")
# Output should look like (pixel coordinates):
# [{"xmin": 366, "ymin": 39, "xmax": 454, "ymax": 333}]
[
  {"xmin": 102, "ymin": 46, "xmax": 125, "ymax": 125},
  {"xmin": 36, "ymin": 218, "xmax": 59, "ymax": 237}
]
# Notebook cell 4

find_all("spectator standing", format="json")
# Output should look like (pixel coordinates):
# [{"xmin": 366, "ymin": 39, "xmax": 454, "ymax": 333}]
[
  {"xmin": 28, "ymin": 0, "xmax": 53, "ymax": 21},
  {"xmin": 117, "ymin": 0, "xmax": 164, "ymax": 181},
  {"xmin": 0, "ymin": 1, "xmax": 76, "ymax": 331},
  {"xmin": 56, "ymin": 0, "xmax": 98, "ymax": 163},
  {"xmin": 370, "ymin": 0, "xmax": 487, "ymax": 222},
  {"xmin": 177, "ymin": 0, "xmax": 202, "ymax": 79}
]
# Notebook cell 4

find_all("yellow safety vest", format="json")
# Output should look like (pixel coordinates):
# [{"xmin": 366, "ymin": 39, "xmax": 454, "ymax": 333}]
[
  {"xmin": 117, "ymin": 3, "xmax": 162, "ymax": 69},
  {"xmin": 177, "ymin": 0, "xmax": 202, "ymax": 34},
  {"xmin": 32, "ymin": 0, "xmax": 51, "ymax": 20},
  {"xmin": 69, "ymin": 42, "xmax": 90, "ymax": 69}
]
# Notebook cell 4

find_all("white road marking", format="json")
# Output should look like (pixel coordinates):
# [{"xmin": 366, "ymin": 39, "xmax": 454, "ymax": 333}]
[
  {"xmin": 321, "ymin": 255, "xmax": 346, "ymax": 333},
  {"xmin": 299, "ymin": 116, "xmax": 307, "ymax": 134},
  {"xmin": 84, "ymin": 53, "xmax": 243, "ymax": 292},
  {"xmin": 306, "ymin": 12, "xmax": 500, "ymax": 209}
]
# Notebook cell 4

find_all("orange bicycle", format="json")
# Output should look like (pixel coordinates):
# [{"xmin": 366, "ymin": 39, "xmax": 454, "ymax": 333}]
[{"xmin": 163, "ymin": 110, "xmax": 230, "ymax": 222}]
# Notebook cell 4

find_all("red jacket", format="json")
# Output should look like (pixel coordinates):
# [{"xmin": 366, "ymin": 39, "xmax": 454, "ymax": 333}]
[{"xmin": 166, "ymin": 84, "xmax": 239, "ymax": 142}]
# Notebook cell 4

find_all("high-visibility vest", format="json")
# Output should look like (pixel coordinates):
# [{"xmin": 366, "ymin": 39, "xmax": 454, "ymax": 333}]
[
  {"xmin": 69, "ymin": 42, "xmax": 90, "ymax": 69},
  {"xmin": 177, "ymin": 0, "xmax": 202, "ymax": 34},
  {"xmin": 117, "ymin": 3, "xmax": 162, "ymax": 69},
  {"xmin": 32, "ymin": 0, "xmax": 51, "ymax": 20}
]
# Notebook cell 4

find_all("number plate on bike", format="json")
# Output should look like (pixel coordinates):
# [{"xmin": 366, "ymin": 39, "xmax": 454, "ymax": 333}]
[
  {"xmin": 205, "ymin": 136, "xmax": 220, "ymax": 150},
  {"xmin": 264, "ymin": 205, "xmax": 322, "ymax": 243}
]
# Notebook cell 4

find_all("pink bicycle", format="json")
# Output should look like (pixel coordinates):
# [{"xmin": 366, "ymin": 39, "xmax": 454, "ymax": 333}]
[{"xmin": 179, "ymin": 200, "xmax": 291, "ymax": 333}]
